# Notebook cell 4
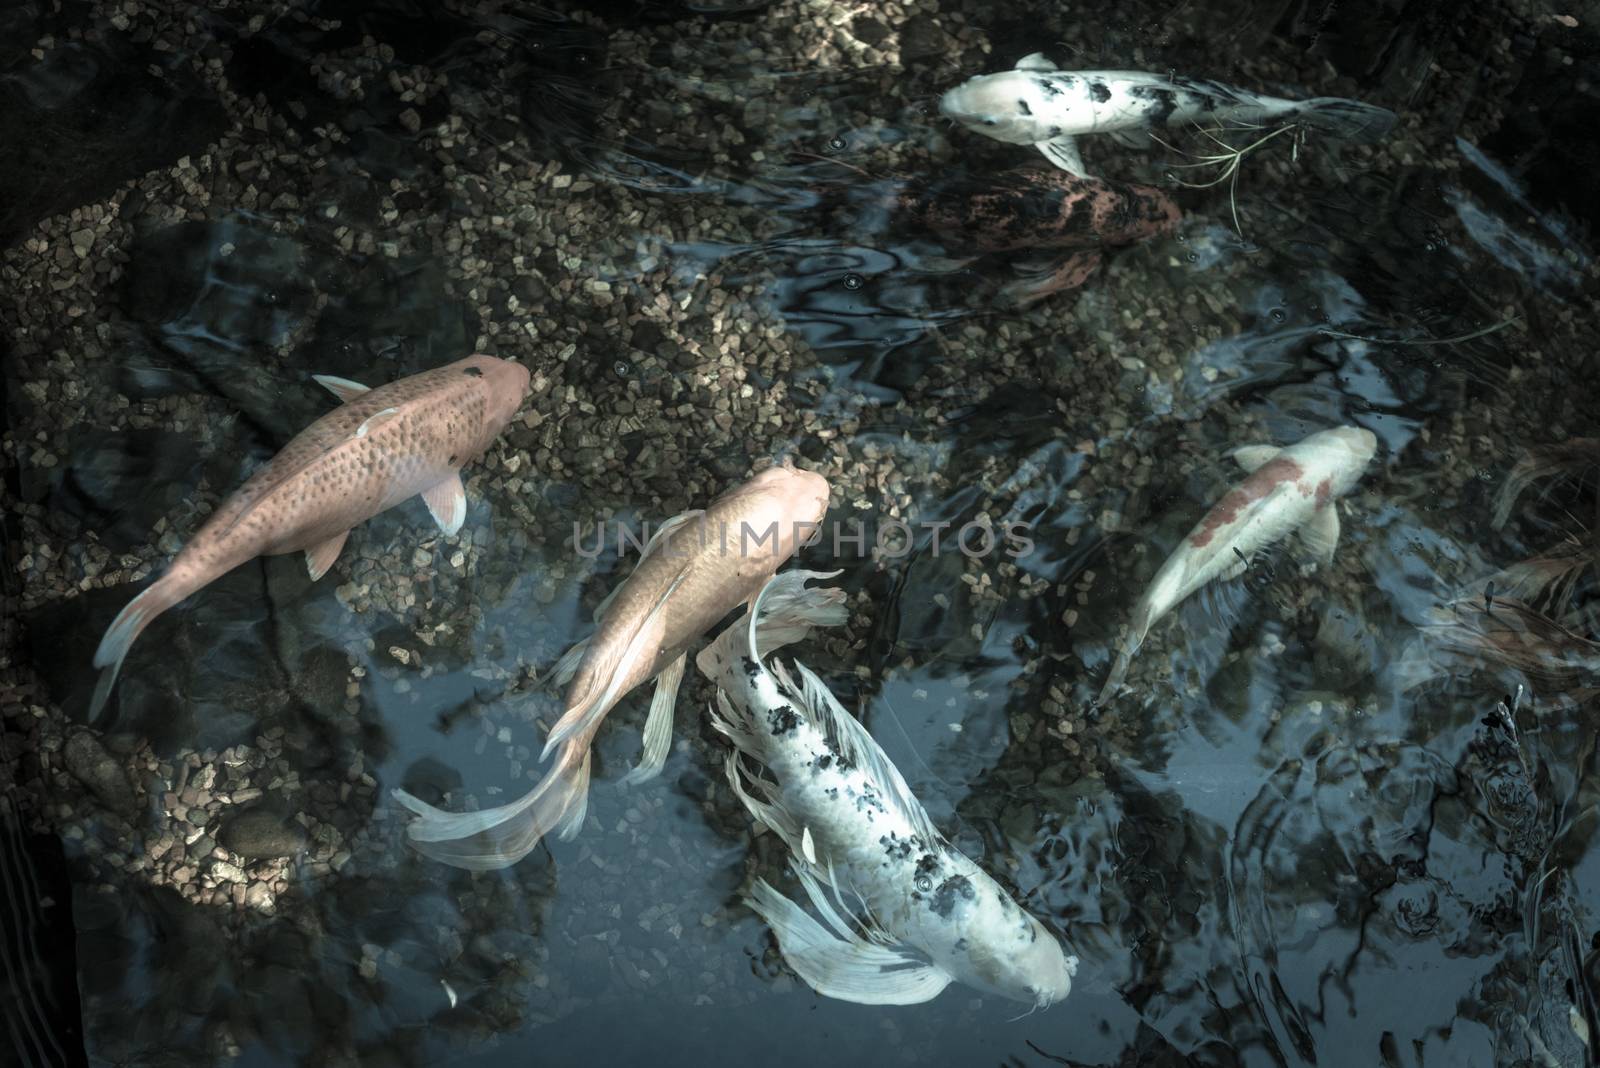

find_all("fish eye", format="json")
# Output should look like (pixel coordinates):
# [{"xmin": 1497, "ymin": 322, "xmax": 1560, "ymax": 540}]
[{"xmin": 982, "ymin": 118, "xmax": 998, "ymax": 126}]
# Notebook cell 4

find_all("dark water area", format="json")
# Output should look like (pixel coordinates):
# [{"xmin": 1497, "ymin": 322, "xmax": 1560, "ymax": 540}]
[{"xmin": 2, "ymin": 0, "xmax": 1599, "ymax": 1065}]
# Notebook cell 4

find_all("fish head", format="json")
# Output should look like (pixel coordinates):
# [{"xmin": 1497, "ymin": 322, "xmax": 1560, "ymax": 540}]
[
  {"xmin": 714, "ymin": 461, "xmax": 832, "ymax": 572},
  {"xmin": 1320, "ymin": 425, "xmax": 1378, "ymax": 488},
  {"xmin": 457, "ymin": 354, "xmax": 532, "ymax": 434},
  {"xmin": 959, "ymin": 906, "xmax": 1077, "ymax": 1008},
  {"xmin": 938, "ymin": 70, "xmax": 1090, "ymax": 146}
]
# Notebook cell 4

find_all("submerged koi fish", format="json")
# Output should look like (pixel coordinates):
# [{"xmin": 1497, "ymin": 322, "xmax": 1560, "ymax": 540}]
[
  {"xmin": 896, "ymin": 168, "xmax": 1181, "ymax": 305},
  {"xmin": 396, "ymin": 461, "xmax": 832, "ymax": 870},
  {"xmin": 940, "ymin": 53, "xmax": 1397, "ymax": 178},
  {"xmin": 698, "ymin": 570, "xmax": 1077, "ymax": 1008},
  {"xmin": 88, "ymin": 355, "xmax": 531, "ymax": 716},
  {"xmin": 1098, "ymin": 425, "xmax": 1377, "ymax": 703}
]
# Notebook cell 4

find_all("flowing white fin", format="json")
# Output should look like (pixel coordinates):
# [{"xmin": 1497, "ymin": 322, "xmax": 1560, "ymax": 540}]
[
  {"xmin": 769, "ymin": 658, "xmax": 946, "ymax": 849},
  {"xmin": 88, "ymin": 577, "xmax": 187, "ymax": 719},
  {"xmin": 1232, "ymin": 444, "xmax": 1280, "ymax": 473},
  {"xmin": 1038, "ymin": 135, "xmax": 1087, "ymax": 177},
  {"xmin": 395, "ymin": 745, "xmax": 591, "ymax": 870},
  {"xmin": 1015, "ymin": 52, "xmax": 1055, "ymax": 71},
  {"xmin": 620, "ymin": 652, "xmax": 685, "ymax": 786},
  {"xmin": 421, "ymin": 473, "xmax": 467, "ymax": 537},
  {"xmin": 312, "ymin": 374, "xmax": 371, "ymax": 402},
  {"xmin": 696, "ymin": 568, "xmax": 848, "ymax": 684},
  {"xmin": 304, "ymin": 530, "xmax": 349, "ymax": 581},
  {"xmin": 1298, "ymin": 503, "xmax": 1341, "ymax": 566},
  {"xmin": 552, "ymin": 747, "xmax": 592, "ymax": 841},
  {"xmin": 723, "ymin": 745, "xmax": 807, "ymax": 853},
  {"xmin": 744, "ymin": 879, "xmax": 954, "ymax": 1005}
]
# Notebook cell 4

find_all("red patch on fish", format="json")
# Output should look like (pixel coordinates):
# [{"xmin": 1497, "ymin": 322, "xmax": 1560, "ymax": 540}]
[
  {"xmin": 1315, "ymin": 478, "xmax": 1332, "ymax": 505},
  {"xmin": 1188, "ymin": 458, "xmax": 1306, "ymax": 548}
]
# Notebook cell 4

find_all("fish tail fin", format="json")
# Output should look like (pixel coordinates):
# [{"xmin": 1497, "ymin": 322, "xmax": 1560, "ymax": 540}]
[
  {"xmin": 1095, "ymin": 648, "xmax": 1136, "ymax": 708},
  {"xmin": 394, "ymin": 741, "xmax": 593, "ymax": 871},
  {"xmin": 1095, "ymin": 606, "xmax": 1153, "ymax": 708},
  {"xmin": 88, "ymin": 576, "xmax": 186, "ymax": 719},
  {"xmin": 1295, "ymin": 98, "xmax": 1397, "ymax": 143}
]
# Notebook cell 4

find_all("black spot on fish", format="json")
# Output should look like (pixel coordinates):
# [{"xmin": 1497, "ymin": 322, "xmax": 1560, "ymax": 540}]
[
  {"xmin": 880, "ymin": 833, "xmax": 914, "ymax": 861},
  {"xmin": 462, "ymin": 366, "xmax": 484, "ymax": 377},
  {"xmin": 810, "ymin": 752, "xmax": 833, "ymax": 773},
  {"xmin": 448, "ymin": 454, "xmax": 458, "ymax": 465},
  {"xmin": 954, "ymin": 938, "xmax": 969, "ymax": 952},
  {"xmin": 1037, "ymin": 77, "xmax": 1062, "ymax": 98},
  {"xmin": 1017, "ymin": 99, "xmax": 1032, "ymax": 116},
  {"xmin": 824, "ymin": 786, "xmax": 839, "ymax": 799},
  {"xmin": 915, "ymin": 853, "xmax": 940, "ymax": 880},
  {"xmin": 1088, "ymin": 80, "xmax": 1111, "ymax": 104},
  {"xmin": 767, "ymin": 703, "xmax": 800, "ymax": 736},
  {"xmin": 1048, "ymin": 125, "xmax": 1062, "ymax": 137},
  {"xmin": 1130, "ymin": 84, "xmax": 1179, "ymax": 126},
  {"xmin": 929, "ymin": 875, "xmax": 976, "ymax": 918},
  {"xmin": 740, "ymin": 657, "xmax": 762, "ymax": 682},
  {"xmin": 854, "ymin": 784, "xmax": 885, "ymax": 816}
]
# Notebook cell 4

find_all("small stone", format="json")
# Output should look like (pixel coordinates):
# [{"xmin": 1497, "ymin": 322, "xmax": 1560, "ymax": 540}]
[{"xmin": 398, "ymin": 108, "xmax": 422, "ymax": 133}]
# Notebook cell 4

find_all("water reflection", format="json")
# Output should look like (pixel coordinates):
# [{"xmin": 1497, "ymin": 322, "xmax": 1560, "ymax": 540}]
[{"xmin": 3, "ymin": 0, "xmax": 1599, "ymax": 1065}]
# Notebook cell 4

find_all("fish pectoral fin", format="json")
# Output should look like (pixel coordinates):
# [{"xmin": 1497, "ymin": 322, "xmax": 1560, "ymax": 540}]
[
  {"xmin": 1038, "ymin": 135, "xmax": 1088, "ymax": 177},
  {"xmin": 304, "ymin": 530, "xmax": 350, "ymax": 581},
  {"xmin": 312, "ymin": 374, "xmax": 371, "ymax": 402},
  {"xmin": 421, "ymin": 473, "xmax": 468, "ymax": 537},
  {"xmin": 547, "ymin": 636, "xmax": 591, "ymax": 690},
  {"xmin": 621, "ymin": 652, "xmax": 685, "ymax": 786},
  {"xmin": 355, "ymin": 407, "xmax": 401, "ymax": 439},
  {"xmin": 1231, "ymin": 444, "xmax": 1281, "ymax": 473},
  {"xmin": 1298, "ymin": 503, "xmax": 1341, "ymax": 567},
  {"xmin": 1015, "ymin": 51, "xmax": 1055, "ymax": 71},
  {"xmin": 1109, "ymin": 128, "xmax": 1155, "ymax": 149},
  {"xmin": 744, "ymin": 879, "xmax": 955, "ymax": 1006}
]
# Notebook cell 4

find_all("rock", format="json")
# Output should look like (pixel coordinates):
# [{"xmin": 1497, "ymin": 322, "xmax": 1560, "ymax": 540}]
[
  {"xmin": 218, "ymin": 808, "xmax": 308, "ymax": 860},
  {"xmin": 61, "ymin": 731, "xmax": 139, "ymax": 818},
  {"xmin": 899, "ymin": 15, "xmax": 955, "ymax": 61}
]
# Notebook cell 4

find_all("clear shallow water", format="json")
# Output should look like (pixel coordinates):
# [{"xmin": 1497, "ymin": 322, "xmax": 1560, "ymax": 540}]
[{"xmin": 2, "ymin": 1, "xmax": 1598, "ymax": 1066}]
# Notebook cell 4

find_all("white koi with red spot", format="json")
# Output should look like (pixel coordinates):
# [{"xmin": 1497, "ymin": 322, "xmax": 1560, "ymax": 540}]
[{"xmin": 1097, "ymin": 425, "xmax": 1377, "ymax": 704}]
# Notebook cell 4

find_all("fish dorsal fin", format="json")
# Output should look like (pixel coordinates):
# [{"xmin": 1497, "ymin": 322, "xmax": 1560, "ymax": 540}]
[
  {"xmin": 312, "ymin": 374, "xmax": 371, "ymax": 403},
  {"xmin": 421, "ymin": 473, "xmax": 467, "ymax": 537},
  {"xmin": 355, "ymin": 407, "xmax": 401, "ymax": 439},
  {"xmin": 770, "ymin": 657, "xmax": 945, "ymax": 849},
  {"xmin": 1016, "ymin": 52, "xmax": 1056, "ymax": 71},
  {"xmin": 541, "ymin": 563, "xmax": 693, "ymax": 760},
  {"xmin": 1232, "ymin": 444, "xmax": 1280, "ymax": 473}
]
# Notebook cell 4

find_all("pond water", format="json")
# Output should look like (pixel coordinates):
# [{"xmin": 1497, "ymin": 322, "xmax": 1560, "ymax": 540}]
[{"xmin": 3, "ymin": 1, "xmax": 1598, "ymax": 1066}]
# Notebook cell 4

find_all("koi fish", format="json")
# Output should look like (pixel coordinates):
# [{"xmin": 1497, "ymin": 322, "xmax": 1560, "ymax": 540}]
[
  {"xmin": 88, "ymin": 354, "xmax": 531, "ymax": 716},
  {"xmin": 1098, "ymin": 425, "xmax": 1377, "ymax": 703},
  {"xmin": 698, "ymin": 569, "xmax": 1077, "ymax": 1008},
  {"xmin": 395, "ymin": 461, "xmax": 832, "ymax": 870},
  {"xmin": 940, "ymin": 53, "xmax": 1396, "ymax": 178}
]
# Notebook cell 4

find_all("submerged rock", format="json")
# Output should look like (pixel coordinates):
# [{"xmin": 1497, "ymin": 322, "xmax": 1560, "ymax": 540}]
[
  {"xmin": 62, "ymin": 730, "xmax": 139, "ymax": 818},
  {"xmin": 218, "ymin": 809, "xmax": 308, "ymax": 860}
]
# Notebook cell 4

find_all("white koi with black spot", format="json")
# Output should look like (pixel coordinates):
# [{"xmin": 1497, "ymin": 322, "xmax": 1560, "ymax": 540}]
[
  {"xmin": 697, "ymin": 570, "xmax": 1077, "ymax": 1008},
  {"xmin": 939, "ymin": 53, "xmax": 1397, "ymax": 177}
]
